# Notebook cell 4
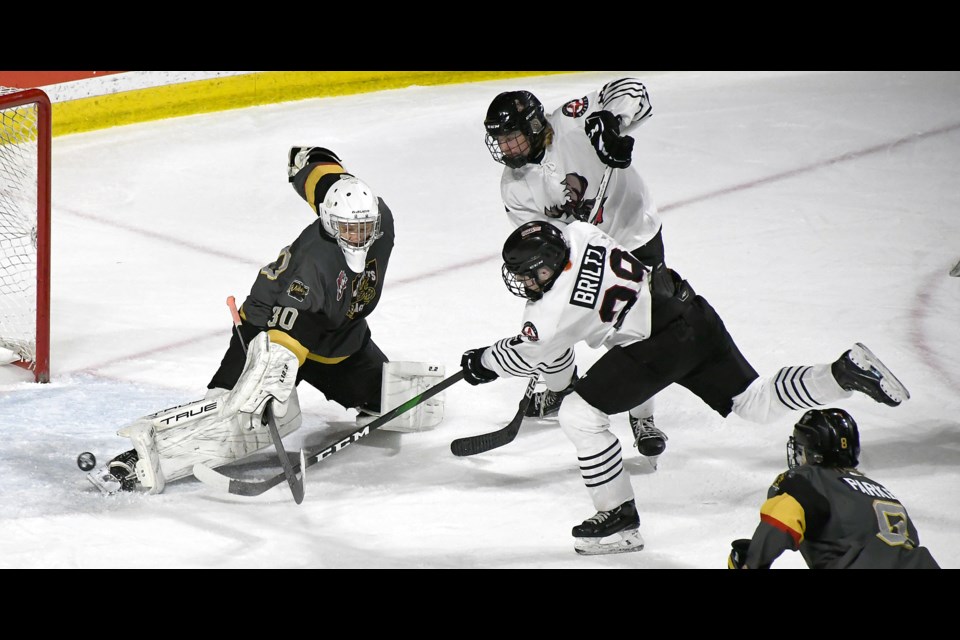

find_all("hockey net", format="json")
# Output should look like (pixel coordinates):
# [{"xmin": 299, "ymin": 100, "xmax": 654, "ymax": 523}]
[{"xmin": 0, "ymin": 86, "xmax": 51, "ymax": 382}]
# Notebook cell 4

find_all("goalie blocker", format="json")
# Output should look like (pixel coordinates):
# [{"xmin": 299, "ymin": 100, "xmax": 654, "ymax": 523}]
[{"xmin": 87, "ymin": 333, "xmax": 447, "ymax": 494}]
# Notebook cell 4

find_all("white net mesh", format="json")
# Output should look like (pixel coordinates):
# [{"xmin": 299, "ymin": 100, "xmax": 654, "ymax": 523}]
[{"xmin": 0, "ymin": 86, "xmax": 41, "ymax": 366}]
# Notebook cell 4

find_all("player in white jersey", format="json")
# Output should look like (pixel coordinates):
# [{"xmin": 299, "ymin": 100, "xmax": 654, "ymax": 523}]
[
  {"xmin": 459, "ymin": 221, "xmax": 911, "ymax": 555},
  {"xmin": 483, "ymin": 79, "xmax": 669, "ymax": 463}
]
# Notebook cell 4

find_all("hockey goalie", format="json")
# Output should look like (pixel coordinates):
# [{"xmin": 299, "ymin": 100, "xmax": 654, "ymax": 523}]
[{"xmin": 86, "ymin": 146, "xmax": 446, "ymax": 495}]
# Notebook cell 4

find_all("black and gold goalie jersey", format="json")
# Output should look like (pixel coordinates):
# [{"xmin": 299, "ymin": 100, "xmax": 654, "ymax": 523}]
[
  {"xmin": 745, "ymin": 464, "xmax": 940, "ymax": 569},
  {"xmin": 239, "ymin": 160, "xmax": 395, "ymax": 363}
]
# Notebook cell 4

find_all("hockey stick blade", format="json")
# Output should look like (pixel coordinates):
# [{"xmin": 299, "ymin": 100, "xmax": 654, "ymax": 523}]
[
  {"xmin": 951, "ymin": 259, "xmax": 960, "ymax": 277},
  {"xmin": 450, "ymin": 376, "xmax": 538, "ymax": 457},
  {"xmin": 193, "ymin": 371, "xmax": 465, "ymax": 497}
]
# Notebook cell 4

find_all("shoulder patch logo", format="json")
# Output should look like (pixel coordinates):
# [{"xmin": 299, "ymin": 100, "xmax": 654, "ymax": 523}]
[
  {"xmin": 287, "ymin": 279, "xmax": 310, "ymax": 302},
  {"xmin": 562, "ymin": 96, "xmax": 590, "ymax": 118},
  {"xmin": 522, "ymin": 321, "xmax": 539, "ymax": 341},
  {"xmin": 336, "ymin": 270, "xmax": 348, "ymax": 302}
]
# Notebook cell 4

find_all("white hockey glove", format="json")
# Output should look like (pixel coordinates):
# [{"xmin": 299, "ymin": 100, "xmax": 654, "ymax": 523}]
[
  {"xmin": 287, "ymin": 146, "xmax": 342, "ymax": 182},
  {"xmin": 224, "ymin": 332, "xmax": 299, "ymax": 424}
]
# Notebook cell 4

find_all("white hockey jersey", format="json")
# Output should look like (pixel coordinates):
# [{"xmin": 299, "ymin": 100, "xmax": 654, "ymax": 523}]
[
  {"xmin": 481, "ymin": 222, "xmax": 652, "ymax": 380},
  {"xmin": 500, "ymin": 78, "xmax": 662, "ymax": 251}
]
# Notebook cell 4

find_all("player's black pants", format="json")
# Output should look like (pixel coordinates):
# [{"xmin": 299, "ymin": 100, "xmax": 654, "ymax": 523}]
[
  {"xmin": 207, "ymin": 322, "xmax": 387, "ymax": 411},
  {"xmin": 576, "ymin": 283, "xmax": 760, "ymax": 418}
]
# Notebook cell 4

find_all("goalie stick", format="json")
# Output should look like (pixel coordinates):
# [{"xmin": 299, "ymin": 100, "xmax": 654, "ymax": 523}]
[
  {"xmin": 449, "ymin": 376, "xmax": 537, "ymax": 457},
  {"xmin": 228, "ymin": 295, "xmax": 305, "ymax": 503},
  {"xmin": 193, "ymin": 370, "xmax": 465, "ymax": 498},
  {"xmin": 449, "ymin": 167, "xmax": 615, "ymax": 457}
]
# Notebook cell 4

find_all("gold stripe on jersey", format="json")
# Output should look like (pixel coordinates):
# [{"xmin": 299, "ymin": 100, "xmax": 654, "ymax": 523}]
[
  {"xmin": 305, "ymin": 163, "xmax": 346, "ymax": 210},
  {"xmin": 305, "ymin": 352, "xmax": 350, "ymax": 364},
  {"xmin": 759, "ymin": 494, "xmax": 805, "ymax": 547},
  {"xmin": 267, "ymin": 329, "xmax": 308, "ymax": 366}
]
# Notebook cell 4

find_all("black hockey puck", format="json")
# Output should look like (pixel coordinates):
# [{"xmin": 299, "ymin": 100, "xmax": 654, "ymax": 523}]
[{"xmin": 77, "ymin": 452, "xmax": 97, "ymax": 471}]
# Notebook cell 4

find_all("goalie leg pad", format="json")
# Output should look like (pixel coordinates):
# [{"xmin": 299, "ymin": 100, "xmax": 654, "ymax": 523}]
[
  {"xmin": 375, "ymin": 361, "xmax": 446, "ymax": 432},
  {"xmin": 115, "ymin": 388, "xmax": 303, "ymax": 492},
  {"xmin": 129, "ymin": 423, "xmax": 165, "ymax": 494}
]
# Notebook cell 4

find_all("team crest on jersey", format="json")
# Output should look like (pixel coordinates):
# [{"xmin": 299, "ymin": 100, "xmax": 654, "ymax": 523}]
[
  {"xmin": 336, "ymin": 270, "xmax": 348, "ymax": 302},
  {"xmin": 521, "ymin": 321, "xmax": 539, "ymax": 341},
  {"xmin": 544, "ymin": 173, "xmax": 596, "ymax": 221},
  {"xmin": 347, "ymin": 259, "xmax": 378, "ymax": 319},
  {"xmin": 287, "ymin": 279, "xmax": 310, "ymax": 302},
  {"xmin": 569, "ymin": 245, "xmax": 607, "ymax": 309},
  {"xmin": 562, "ymin": 96, "xmax": 589, "ymax": 118}
]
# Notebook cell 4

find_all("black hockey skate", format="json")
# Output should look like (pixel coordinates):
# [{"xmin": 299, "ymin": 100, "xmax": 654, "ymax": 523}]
[
  {"xmin": 525, "ymin": 370, "xmax": 578, "ymax": 419},
  {"xmin": 86, "ymin": 449, "xmax": 139, "ymax": 495},
  {"xmin": 831, "ymin": 343, "xmax": 910, "ymax": 407},
  {"xmin": 572, "ymin": 499, "xmax": 645, "ymax": 555},
  {"xmin": 629, "ymin": 414, "xmax": 668, "ymax": 470}
]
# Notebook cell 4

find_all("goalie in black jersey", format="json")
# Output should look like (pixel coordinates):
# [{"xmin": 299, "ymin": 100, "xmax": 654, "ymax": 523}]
[
  {"xmin": 86, "ymin": 147, "xmax": 446, "ymax": 495},
  {"xmin": 728, "ymin": 408, "xmax": 940, "ymax": 569}
]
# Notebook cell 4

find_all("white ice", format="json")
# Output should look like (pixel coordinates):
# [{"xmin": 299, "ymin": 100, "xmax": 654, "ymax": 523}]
[{"xmin": 1, "ymin": 71, "xmax": 958, "ymax": 569}]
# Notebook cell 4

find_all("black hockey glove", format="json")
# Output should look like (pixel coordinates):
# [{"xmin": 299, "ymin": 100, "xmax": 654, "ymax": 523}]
[
  {"xmin": 727, "ymin": 539, "xmax": 752, "ymax": 569},
  {"xmin": 287, "ymin": 146, "xmax": 342, "ymax": 182},
  {"xmin": 460, "ymin": 348, "xmax": 499, "ymax": 386},
  {"xmin": 584, "ymin": 111, "xmax": 634, "ymax": 169}
]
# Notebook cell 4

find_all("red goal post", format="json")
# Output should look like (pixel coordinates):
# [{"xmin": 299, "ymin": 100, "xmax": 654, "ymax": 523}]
[{"xmin": 0, "ymin": 86, "xmax": 51, "ymax": 383}]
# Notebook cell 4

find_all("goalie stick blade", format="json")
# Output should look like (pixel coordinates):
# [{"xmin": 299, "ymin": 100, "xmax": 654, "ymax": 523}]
[{"xmin": 193, "ymin": 462, "xmax": 292, "ymax": 497}]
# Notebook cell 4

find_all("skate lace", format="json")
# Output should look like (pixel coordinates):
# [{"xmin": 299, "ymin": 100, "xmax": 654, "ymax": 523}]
[
  {"xmin": 586, "ymin": 509, "xmax": 614, "ymax": 525},
  {"xmin": 630, "ymin": 416, "xmax": 663, "ymax": 440}
]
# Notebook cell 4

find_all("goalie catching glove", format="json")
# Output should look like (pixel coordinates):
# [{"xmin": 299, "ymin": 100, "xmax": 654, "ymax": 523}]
[{"xmin": 288, "ymin": 146, "xmax": 342, "ymax": 182}]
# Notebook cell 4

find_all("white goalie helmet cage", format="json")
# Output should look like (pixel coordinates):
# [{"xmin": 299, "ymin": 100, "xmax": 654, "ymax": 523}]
[{"xmin": 319, "ymin": 175, "xmax": 383, "ymax": 272}]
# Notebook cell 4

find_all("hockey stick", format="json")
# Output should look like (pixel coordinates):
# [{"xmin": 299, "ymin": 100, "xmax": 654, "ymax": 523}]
[
  {"xmin": 193, "ymin": 370, "xmax": 465, "ymax": 497},
  {"xmin": 227, "ymin": 295, "xmax": 305, "ymax": 503},
  {"xmin": 449, "ymin": 167, "xmax": 615, "ymax": 458},
  {"xmin": 588, "ymin": 165, "xmax": 614, "ymax": 225},
  {"xmin": 449, "ymin": 375, "xmax": 538, "ymax": 457}
]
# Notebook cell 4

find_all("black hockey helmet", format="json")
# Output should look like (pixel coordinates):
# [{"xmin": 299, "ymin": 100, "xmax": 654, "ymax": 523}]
[
  {"xmin": 501, "ymin": 221, "xmax": 570, "ymax": 301},
  {"xmin": 484, "ymin": 91, "xmax": 550, "ymax": 168},
  {"xmin": 787, "ymin": 408, "xmax": 861, "ymax": 469}
]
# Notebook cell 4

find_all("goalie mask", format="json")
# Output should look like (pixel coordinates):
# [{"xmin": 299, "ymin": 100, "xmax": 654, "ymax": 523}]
[
  {"xmin": 501, "ymin": 221, "xmax": 570, "ymax": 301},
  {"xmin": 787, "ymin": 408, "xmax": 861, "ymax": 469},
  {"xmin": 484, "ymin": 90, "xmax": 550, "ymax": 168},
  {"xmin": 319, "ymin": 175, "xmax": 383, "ymax": 272}
]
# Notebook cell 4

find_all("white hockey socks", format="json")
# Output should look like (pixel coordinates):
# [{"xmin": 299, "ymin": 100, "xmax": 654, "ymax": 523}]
[
  {"xmin": 731, "ymin": 363, "xmax": 848, "ymax": 424},
  {"xmin": 558, "ymin": 393, "xmax": 635, "ymax": 512}
]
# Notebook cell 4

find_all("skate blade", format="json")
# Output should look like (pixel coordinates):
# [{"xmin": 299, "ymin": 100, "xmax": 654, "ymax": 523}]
[
  {"xmin": 86, "ymin": 468, "xmax": 122, "ymax": 496},
  {"xmin": 574, "ymin": 528, "xmax": 645, "ymax": 555},
  {"xmin": 644, "ymin": 455, "xmax": 660, "ymax": 471},
  {"xmin": 852, "ymin": 343, "xmax": 911, "ymax": 404}
]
